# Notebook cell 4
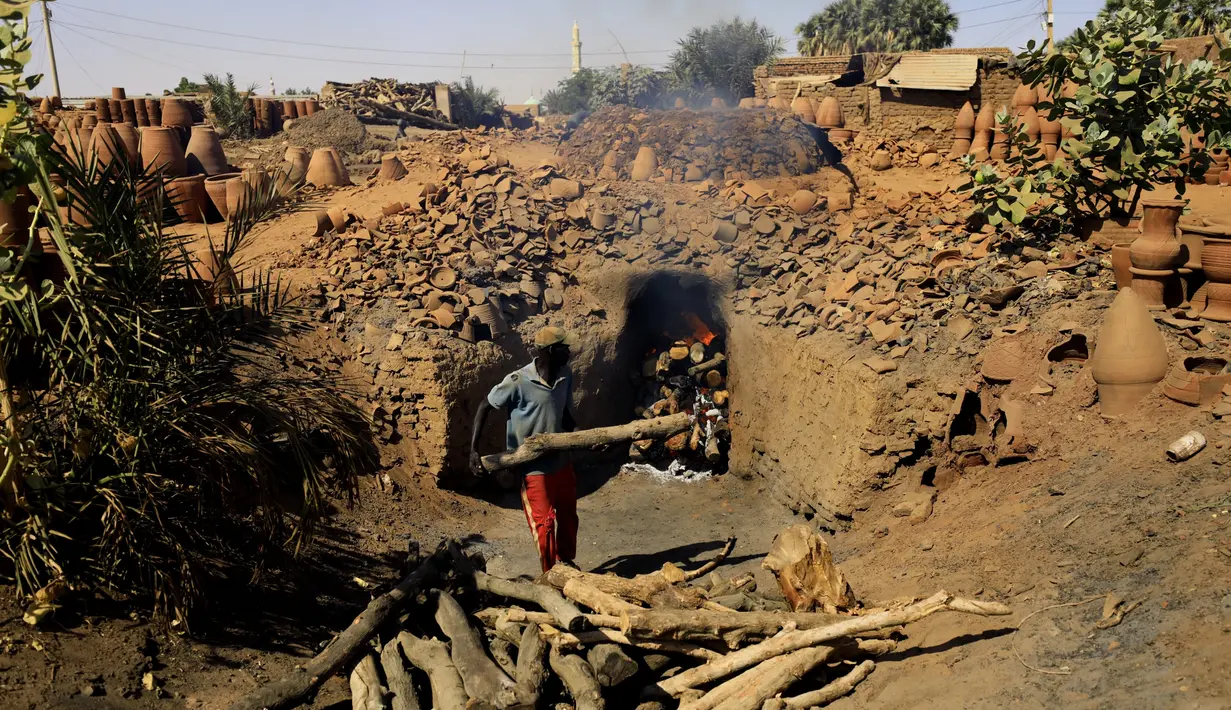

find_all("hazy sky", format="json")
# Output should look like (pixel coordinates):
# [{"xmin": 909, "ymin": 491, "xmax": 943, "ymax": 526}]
[{"xmin": 28, "ymin": 0, "xmax": 1105, "ymax": 101}]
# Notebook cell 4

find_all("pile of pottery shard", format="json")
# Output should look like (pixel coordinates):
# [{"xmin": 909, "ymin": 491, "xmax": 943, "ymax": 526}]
[{"xmin": 560, "ymin": 105, "xmax": 823, "ymax": 182}]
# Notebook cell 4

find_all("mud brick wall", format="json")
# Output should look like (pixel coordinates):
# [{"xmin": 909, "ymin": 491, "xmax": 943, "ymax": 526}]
[{"xmin": 978, "ymin": 64, "xmax": 1019, "ymax": 114}]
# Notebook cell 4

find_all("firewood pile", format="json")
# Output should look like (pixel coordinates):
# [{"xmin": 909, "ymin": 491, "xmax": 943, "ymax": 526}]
[
  {"xmin": 560, "ymin": 105, "xmax": 823, "ymax": 182},
  {"xmin": 229, "ymin": 528, "xmax": 1011, "ymax": 710},
  {"xmin": 629, "ymin": 316, "xmax": 731, "ymax": 470},
  {"xmin": 321, "ymin": 78, "xmax": 458, "ymax": 130}
]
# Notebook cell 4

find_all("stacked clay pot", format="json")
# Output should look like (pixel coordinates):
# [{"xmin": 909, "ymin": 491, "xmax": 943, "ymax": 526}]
[
  {"xmin": 95, "ymin": 97, "xmax": 112, "ymax": 123},
  {"xmin": 147, "ymin": 98, "xmax": 162, "ymax": 126},
  {"xmin": 1199, "ymin": 223, "xmax": 1231, "ymax": 321},
  {"xmin": 1090, "ymin": 287, "xmax": 1170, "ymax": 416},
  {"xmin": 1037, "ymin": 87, "xmax": 1062, "ymax": 161},
  {"xmin": 951, "ymin": 101, "xmax": 975, "ymax": 158},
  {"xmin": 1128, "ymin": 198, "xmax": 1186, "ymax": 309},
  {"xmin": 90, "ymin": 124, "xmax": 125, "ymax": 167},
  {"xmin": 971, "ymin": 103, "xmax": 994, "ymax": 160},
  {"xmin": 185, "ymin": 125, "xmax": 230, "ymax": 176},
  {"xmin": 140, "ymin": 127, "xmax": 187, "ymax": 177},
  {"xmin": 305, "ymin": 148, "xmax": 348, "ymax": 187},
  {"xmin": 161, "ymin": 98, "xmax": 195, "ymax": 146}
]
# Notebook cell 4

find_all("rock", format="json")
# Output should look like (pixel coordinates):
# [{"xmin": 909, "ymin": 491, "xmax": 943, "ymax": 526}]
[
  {"xmin": 921, "ymin": 540, "xmax": 935, "ymax": 551},
  {"xmin": 753, "ymin": 215, "xmax": 777, "ymax": 235},
  {"xmin": 863, "ymin": 357, "xmax": 898, "ymax": 374},
  {"xmin": 892, "ymin": 501, "xmax": 915, "ymax": 517},
  {"xmin": 909, "ymin": 490, "xmax": 937, "ymax": 524},
  {"xmin": 919, "ymin": 152, "xmax": 941, "ymax": 167}
]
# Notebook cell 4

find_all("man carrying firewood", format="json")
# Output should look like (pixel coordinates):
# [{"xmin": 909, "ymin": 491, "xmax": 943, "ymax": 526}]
[{"xmin": 470, "ymin": 327, "xmax": 579, "ymax": 573}]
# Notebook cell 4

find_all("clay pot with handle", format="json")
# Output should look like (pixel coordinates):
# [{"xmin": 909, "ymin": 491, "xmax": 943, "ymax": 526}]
[{"xmin": 1090, "ymin": 287, "xmax": 1170, "ymax": 416}]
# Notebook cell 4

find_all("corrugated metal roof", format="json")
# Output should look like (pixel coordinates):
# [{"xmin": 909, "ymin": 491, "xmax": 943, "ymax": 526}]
[{"xmin": 876, "ymin": 55, "xmax": 978, "ymax": 91}]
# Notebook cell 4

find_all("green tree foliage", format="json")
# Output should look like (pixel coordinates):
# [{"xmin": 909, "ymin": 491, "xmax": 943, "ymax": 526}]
[
  {"xmin": 173, "ymin": 76, "xmax": 202, "ymax": 94},
  {"xmin": 796, "ymin": 0, "xmax": 958, "ymax": 56},
  {"xmin": 450, "ymin": 75, "xmax": 503, "ymax": 128},
  {"xmin": 669, "ymin": 18, "xmax": 784, "ymax": 102},
  {"xmin": 960, "ymin": 0, "xmax": 1231, "ymax": 231},
  {"xmin": 1, "ymin": 8, "xmax": 376, "ymax": 626},
  {"xmin": 1063, "ymin": 0, "xmax": 1230, "ymax": 45},
  {"xmin": 542, "ymin": 65, "xmax": 668, "ymax": 114},
  {"xmin": 202, "ymin": 72, "xmax": 257, "ymax": 139}
]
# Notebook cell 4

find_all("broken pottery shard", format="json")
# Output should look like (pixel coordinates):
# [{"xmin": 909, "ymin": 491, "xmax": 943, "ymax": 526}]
[{"xmin": 863, "ymin": 357, "xmax": 898, "ymax": 374}]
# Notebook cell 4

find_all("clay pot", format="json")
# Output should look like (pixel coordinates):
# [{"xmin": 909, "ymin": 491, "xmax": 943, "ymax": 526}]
[
  {"xmin": 981, "ymin": 337, "xmax": 1027, "ymax": 382},
  {"xmin": 768, "ymin": 97, "xmax": 790, "ymax": 111},
  {"xmin": 631, "ymin": 146, "xmax": 657, "ymax": 181},
  {"xmin": 828, "ymin": 128, "xmax": 853, "ymax": 143},
  {"xmin": 325, "ymin": 147, "xmax": 351, "ymax": 183},
  {"xmin": 294, "ymin": 100, "xmax": 309, "ymax": 118},
  {"xmin": 204, "ymin": 172, "xmax": 241, "ymax": 220},
  {"xmin": 468, "ymin": 300, "xmax": 508, "ymax": 335},
  {"xmin": 1111, "ymin": 244, "xmax": 1133, "ymax": 290},
  {"xmin": 790, "ymin": 97, "xmax": 815, "ymax": 124},
  {"xmin": 990, "ymin": 126, "xmax": 1009, "ymax": 160},
  {"xmin": 305, "ymin": 99, "xmax": 320, "ymax": 115},
  {"xmin": 1012, "ymin": 83, "xmax": 1037, "ymax": 110},
  {"xmin": 737, "ymin": 98, "xmax": 755, "ymax": 109},
  {"xmin": 111, "ymin": 87, "xmax": 126, "ymax": 101},
  {"xmin": 147, "ymin": 99, "xmax": 161, "ymax": 126},
  {"xmin": 1163, "ymin": 356, "xmax": 1231, "ymax": 406},
  {"xmin": 224, "ymin": 174, "xmax": 252, "ymax": 216},
  {"xmin": 1127, "ymin": 267, "xmax": 1173, "ymax": 309},
  {"xmin": 80, "ymin": 114, "xmax": 96, "ymax": 129},
  {"xmin": 38, "ymin": 97, "xmax": 51, "ymax": 114},
  {"xmin": 430, "ymin": 266, "xmax": 457, "ymax": 290},
  {"xmin": 140, "ymin": 127, "xmax": 187, "ymax": 177},
  {"xmin": 284, "ymin": 147, "xmax": 310, "ymax": 185},
  {"xmin": 710, "ymin": 97, "xmax": 727, "ymax": 109},
  {"xmin": 95, "ymin": 99, "xmax": 112, "ymax": 123},
  {"xmin": 974, "ymin": 103, "xmax": 995, "ymax": 134},
  {"xmin": 378, "ymin": 154, "xmax": 407, "ymax": 180},
  {"xmin": 0, "ymin": 187, "xmax": 34, "ymax": 248},
  {"xmin": 160, "ymin": 98, "xmax": 195, "ymax": 146},
  {"xmin": 184, "ymin": 125, "xmax": 229, "ymax": 176},
  {"xmin": 108, "ymin": 99, "xmax": 123, "ymax": 125},
  {"xmin": 815, "ymin": 96, "xmax": 843, "ymax": 129},
  {"xmin": 1018, "ymin": 106, "xmax": 1040, "ymax": 143},
  {"xmin": 789, "ymin": 189, "xmax": 818, "ymax": 214},
  {"xmin": 112, "ymin": 124, "xmax": 141, "ymax": 166},
  {"xmin": 1178, "ymin": 223, "xmax": 1208, "ymax": 270},
  {"xmin": 1090, "ymin": 287, "xmax": 1170, "ymax": 416},
  {"xmin": 1200, "ymin": 230, "xmax": 1231, "ymax": 321},
  {"xmin": 1080, "ymin": 215, "xmax": 1141, "ymax": 247},
  {"xmin": 870, "ymin": 150, "xmax": 892, "ymax": 171},
  {"xmin": 166, "ymin": 175, "xmax": 208, "ymax": 223},
  {"xmin": 1129, "ymin": 198, "xmax": 1186, "ymax": 270},
  {"xmin": 306, "ymin": 148, "xmax": 347, "ymax": 187},
  {"xmin": 954, "ymin": 101, "xmax": 975, "ymax": 140},
  {"xmin": 90, "ymin": 124, "xmax": 125, "ymax": 167}
]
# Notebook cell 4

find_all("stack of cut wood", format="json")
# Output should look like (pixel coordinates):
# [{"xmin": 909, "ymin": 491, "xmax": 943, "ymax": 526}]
[
  {"xmin": 230, "ymin": 529, "xmax": 1011, "ymax": 710},
  {"xmin": 321, "ymin": 78, "xmax": 458, "ymax": 130},
  {"xmin": 630, "ymin": 318, "xmax": 731, "ymax": 470}
]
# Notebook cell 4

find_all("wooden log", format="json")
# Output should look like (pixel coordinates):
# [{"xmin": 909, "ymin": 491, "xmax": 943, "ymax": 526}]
[
  {"xmin": 564, "ymin": 578, "xmax": 644, "ymax": 616},
  {"xmin": 545, "ymin": 563, "xmax": 707, "ymax": 609},
  {"xmin": 762, "ymin": 525, "xmax": 856, "ymax": 613},
  {"xmin": 549, "ymin": 646, "xmax": 606, "ymax": 710},
  {"xmin": 658, "ymin": 592, "xmax": 1011, "ymax": 696},
  {"xmin": 350, "ymin": 653, "xmax": 389, "ymax": 710},
  {"xmin": 540, "ymin": 624, "xmax": 723, "ymax": 661},
  {"xmin": 778, "ymin": 659, "xmax": 875, "ymax": 708},
  {"xmin": 514, "ymin": 624, "xmax": 548, "ymax": 707},
  {"xmin": 478, "ymin": 572, "xmax": 588, "ymax": 631},
  {"xmin": 489, "ymin": 636, "xmax": 518, "ymax": 679},
  {"xmin": 229, "ymin": 553, "xmax": 442, "ymax": 710},
  {"xmin": 619, "ymin": 608, "xmax": 843, "ymax": 649},
  {"xmin": 474, "ymin": 607, "xmax": 622, "ymax": 630},
  {"xmin": 587, "ymin": 644, "xmax": 639, "ymax": 688},
  {"xmin": 433, "ymin": 590, "xmax": 518, "ymax": 707},
  {"xmin": 682, "ymin": 537, "xmax": 736, "ymax": 581},
  {"xmin": 398, "ymin": 632, "xmax": 468, "ymax": 710},
  {"xmin": 380, "ymin": 640, "xmax": 421, "ymax": 710},
  {"xmin": 683, "ymin": 646, "xmax": 833, "ymax": 710},
  {"xmin": 482, "ymin": 412, "xmax": 691, "ymax": 471},
  {"xmin": 357, "ymin": 97, "xmax": 460, "ymax": 131},
  {"xmin": 688, "ymin": 354, "xmax": 726, "ymax": 376}
]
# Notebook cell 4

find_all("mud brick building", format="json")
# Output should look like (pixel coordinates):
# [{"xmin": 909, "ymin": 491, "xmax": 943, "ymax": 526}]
[{"xmin": 754, "ymin": 48, "xmax": 1017, "ymax": 152}]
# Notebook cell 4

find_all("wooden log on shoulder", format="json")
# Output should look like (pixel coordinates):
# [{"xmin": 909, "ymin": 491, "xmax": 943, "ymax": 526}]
[
  {"xmin": 433, "ymin": 590, "xmax": 518, "ymax": 707},
  {"xmin": 350, "ymin": 653, "xmax": 388, "ymax": 710},
  {"xmin": 380, "ymin": 640, "xmax": 421, "ymax": 710},
  {"xmin": 658, "ymin": 592, "xmax": 1011, "ymax": 696},
  {"xmin": 514, "ymin": 624, "xmax": 548, "ymax": 708},
  {"xmin": 229, "ymin": 553, "xmax": 442, "ymax": 710},
  {"xmin": 483, "ymin": 412, "xmax": 691, "ymax": 471},
  {"xmin": 549, "ymin": 646, "xmax": 606, "ymax": 710},
  {"xmin": 620, "ymin": 608, "xmax": 843, "ymax": 649},
  {"xmin": 398, "ymin": 632, "xmax": 468, "ymax": 710}
]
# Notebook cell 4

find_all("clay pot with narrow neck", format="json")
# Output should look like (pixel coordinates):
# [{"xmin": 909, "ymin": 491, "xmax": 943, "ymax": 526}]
[
  {"xmin": 305, "ymin": 148, "xmax": 347, "ymax": 187},
  {"xmin": 1090, "ymin": 287, "xmax": 1170, "ymax": 416},
  {"xmin": 1129, "ymin": 198, "xmax": 1186, "ymax": 270},
  {"xmin": 166, "ymin": 175, "xmax": 208, "ymax": 223},
  {"xmin": 140, "ymin": 126, "xmax": 187, "ymax": 177},
  {"xmin": 816, "ymin": 96, "xmax": 844, "ymax": 129},
  {"xmin": 1012, "ymin": 83, "xmax": 1037, "ymax": 111},
  {"xmin": 955, "ymin": 101, "xmax": 975, "ymax": 140},
  {"xmin": 185, "ymin": 125, "xmax": 230, "ymax": 176},
  {"xmin": 1111, "ymin": 244, "xmax": 1133, "ymax": 290}
]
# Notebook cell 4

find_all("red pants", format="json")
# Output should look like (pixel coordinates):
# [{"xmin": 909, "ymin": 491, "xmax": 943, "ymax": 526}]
[{"xmin": 520, "ymin": 464, "xmax": 578, "ymax": 573}]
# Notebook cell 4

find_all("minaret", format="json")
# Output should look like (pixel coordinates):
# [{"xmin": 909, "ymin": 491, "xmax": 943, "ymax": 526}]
[{"xmin": 571, "ymin": 21, "xmax": 582, "ymax": 74}]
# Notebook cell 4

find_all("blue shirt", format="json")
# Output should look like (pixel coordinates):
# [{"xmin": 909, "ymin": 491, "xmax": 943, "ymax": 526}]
[{"xmin": 487, "ymin": 361, "xmax": 573, "ymax": 476}]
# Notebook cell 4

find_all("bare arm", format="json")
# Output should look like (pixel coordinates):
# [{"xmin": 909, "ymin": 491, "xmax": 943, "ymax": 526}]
[{"xmin": 470, "ymin": 400, "xmax": 494, "ymax": 476}]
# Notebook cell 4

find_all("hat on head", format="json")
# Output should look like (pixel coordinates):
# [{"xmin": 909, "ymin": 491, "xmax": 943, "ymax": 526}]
[{"xmin": 534, "ymin": 326, "xmax": 577, "ymax": 349}]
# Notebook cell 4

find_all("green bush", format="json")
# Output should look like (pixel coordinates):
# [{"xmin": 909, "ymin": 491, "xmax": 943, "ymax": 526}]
[{"xmin": 203, "ymin": 72, "xmax": 257, "ymax": 139}]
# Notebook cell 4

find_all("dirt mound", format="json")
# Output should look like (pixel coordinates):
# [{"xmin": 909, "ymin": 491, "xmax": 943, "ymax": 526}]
[
  {"xmin": 561, "ymin": 105, "xmax": 822, "ymax": 182},
  {"xmin": 285, "ymin": 108, "xmax": 382, "ymax": 156}
]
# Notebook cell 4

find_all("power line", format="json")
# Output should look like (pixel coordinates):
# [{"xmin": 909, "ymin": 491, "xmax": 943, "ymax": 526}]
[
  {"xmin": 962, "ymin": 12, "xmax": 1041, "ymax": 30},
  {"xmin": 56, "ymin": 22, "xmax": 199, "ymax": 75},
  {"xmin": 56, "ymin": 3, "xmax": 674, "ymax": 58},
  {"xmin": 53, "ymin": 20, "xmax": 610, "ymax": 70},
  {"xmin": 51, "ymin": 24, "xmax": 103, "ymax": 93}
]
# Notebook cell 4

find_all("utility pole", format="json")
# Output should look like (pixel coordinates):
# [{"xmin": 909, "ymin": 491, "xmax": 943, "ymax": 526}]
[
  {"xmin": 1046, "ymin": 0, "xmax": 1055, "ymax": 54},
  {"xmin": 40, "ymin": 0, "xmax": 61, "ymax": 97}
]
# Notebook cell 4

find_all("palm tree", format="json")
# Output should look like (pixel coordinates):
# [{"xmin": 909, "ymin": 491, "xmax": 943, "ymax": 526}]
[{"xmin": 795, "ymin": 0, "xmax": 958, "ymax": 55}]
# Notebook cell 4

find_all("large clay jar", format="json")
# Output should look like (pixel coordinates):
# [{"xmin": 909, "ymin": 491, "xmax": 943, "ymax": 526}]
[
  {"xmin": 224, "ymin": 174, "xmax": 249, "ymax": 218},
  {"xmin": 1199, "ymin": 225, "xmax": 1231, "ymax": 321},
  {"xmin": 816, "ymin": 96, "xmax": 844, "ymax": 129},
  {"xmin": 870, "ymin": 150, "xmax": 893, "ymax": 171},
  {"xmin": 284, "ymin": 147, "xmax": 310, "ymax": 183},
  {"xmin": 112, "ymin": 124, "xmax": 141, "ymax": 167},
  {"xmin": 305, "ymin": 148, "xmax": 347, "ymax": 187},
  {"xmin": 282, "ymin": 100, "xmax": 298, "ymax": 119},
  {"xmin": 305, "ymin": 99, "xmax": 320, "ymax": 115},
  {"xmin": 969, "ymin": 129, "xmax": 991, "ymax": 160},
  {"xmin": 990, "ymin": 124, "xmax": 1009, "ymax": 160},
  {"xmin": 974, "ymin": 103, "xmax": 995, "ymax": 135},
  {"xmin": 185, "ymin": 125, "xmax": 230, "ymax": 176},
  {"xmin": 768, "ymin": 96, "xmax": 790, "ymax": 111},
  {"xmin": 140, "ymin": 126, "xmax": 187, "ymax": 177},
  {"xmin": 1129, "ymin": 198, "xmax": 1186, "ymax": 270},
  {"xmin": 954, "ymin": 101, "xmax": 975, "ymax": 140},
  {"xmin": 325, "ymin": 147, "xmax": 351, "ymax": 183},
  {"xmin": 0, "ymin": 187, "xmax": 34, "ymax": 248},
  {"xmin": 1090, "ymin": 287, "xmax": 1170, "ymax": 416},
  {"xmin": 790, "ymin": 97, "xmax": 815, "ymax": 124},
  {"xmin": 160, "ymin": 97, "xmax": 195, "ymax": 143},
  {"xmin": 111, "ymin": 86, "xmax": 126, "ymax": 101},
  {"xmin": 1013, "ymin": 84, "xmax": 1037, "ymax": 111},
  {"xmin": 147, "ymin": 99, "xmax": 161, "ymax": 126},
  {"xmin": 166, "ymin": 175, "xmax": 208, "ymax": 223},
  {"xmin": 90, "ymin": 124, "xmax": 125, "ymax": 167},
  {"xmin": 108, "ymin": 99, "xmax": 123, "ymax": 125},
  {"xmin": 204, "ymin": 173, "xmax": 239, "ymax": 220},
  {"xmin": 1018, "ymin": 106, "xmax": 1040, "ymax": 143},
  {"xmin": 295, "ymin": 100, "xmax": 309, "ymax": 118},
  {"xmin": 378, "ymin": 154, "xmax": 407, "ymax": 180},
  {"xmin": 631, "ymin": 146, "xmax": 658, "ymax": 181},
  {"xmin": 121, "ymin": 98, "xmax": 137, "ymax": 123}
]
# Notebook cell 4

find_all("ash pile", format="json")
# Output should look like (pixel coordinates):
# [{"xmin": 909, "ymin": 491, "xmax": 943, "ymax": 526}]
[
  {"xmin": 561, "ymin": 105, "xmax": 822, "ymax": 182},
  {"xmin": 629, "ymin": 312, "xmax": 731, "ymax": 474}
]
